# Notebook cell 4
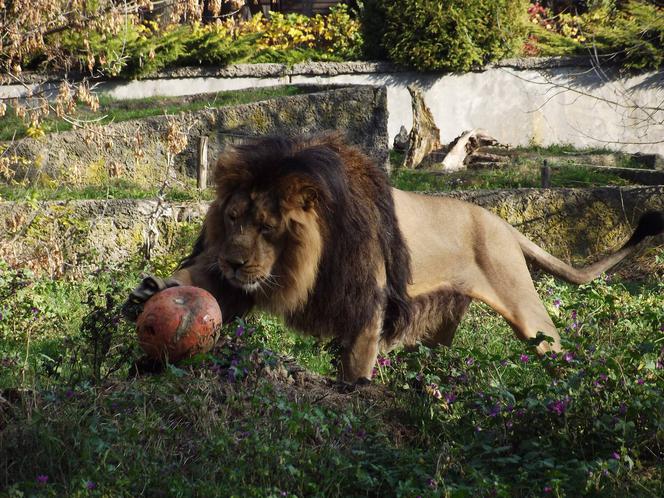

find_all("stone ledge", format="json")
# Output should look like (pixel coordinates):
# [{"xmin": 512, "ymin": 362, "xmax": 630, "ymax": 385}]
[{"xmin": 2, "ymin": 57, "xmax": 604, "ymax": 87}]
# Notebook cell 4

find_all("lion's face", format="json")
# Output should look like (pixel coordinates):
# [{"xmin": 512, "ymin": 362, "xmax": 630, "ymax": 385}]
[{"xmin": 216, "ymin": 190, "xmax": 288, "ymax": 292}]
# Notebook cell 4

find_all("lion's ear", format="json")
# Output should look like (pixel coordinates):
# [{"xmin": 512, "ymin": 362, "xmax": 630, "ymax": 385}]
[
  {"xmin": 280, "ymin": 177, "xmax": 320, "ymax": 212},
  {"xmin": 300, "ymin": 186, "xmax": 318, "ymax": 211}
]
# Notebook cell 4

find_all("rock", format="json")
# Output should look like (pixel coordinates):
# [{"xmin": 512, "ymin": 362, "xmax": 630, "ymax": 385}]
[{"xmin": 393, "ymin": 126, "xmax": 410, "ymax": 152}]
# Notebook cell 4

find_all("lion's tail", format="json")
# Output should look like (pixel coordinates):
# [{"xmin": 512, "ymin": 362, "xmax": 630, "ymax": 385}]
[{"xmin": 514, "ymin": 211, "xmax": 664, "ymax": 285}]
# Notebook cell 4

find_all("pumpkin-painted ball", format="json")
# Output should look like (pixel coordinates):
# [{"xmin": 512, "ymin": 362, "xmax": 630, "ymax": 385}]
[{"xmin": 136, "ymin": 286, "xmax": 222, "ymax": 363}]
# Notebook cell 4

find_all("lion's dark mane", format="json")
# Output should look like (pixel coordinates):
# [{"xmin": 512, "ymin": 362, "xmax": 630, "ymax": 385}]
[{"xmin": 182, "ymin": 134, "xmax": 412, "ymax": 343}]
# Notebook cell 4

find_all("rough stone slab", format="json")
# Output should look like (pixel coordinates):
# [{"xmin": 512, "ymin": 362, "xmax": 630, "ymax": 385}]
[
  {"xmin": 2, "ymin": 186, "xmax": 662, "ymax": 277},
  {"xmin": 4, "ymin": 85, "xmax": 390, "ymax": 183}
]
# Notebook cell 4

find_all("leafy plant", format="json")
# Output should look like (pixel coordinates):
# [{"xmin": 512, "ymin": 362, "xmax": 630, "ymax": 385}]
[{"xmin": 378, "ymin": 0, "xmax": 528, "ymax": 72}]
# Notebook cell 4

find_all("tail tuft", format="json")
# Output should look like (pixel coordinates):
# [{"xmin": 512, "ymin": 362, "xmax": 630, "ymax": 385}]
[{"xmin": 627, "ymin": 211, "xmax": 664, "ymax": 247}]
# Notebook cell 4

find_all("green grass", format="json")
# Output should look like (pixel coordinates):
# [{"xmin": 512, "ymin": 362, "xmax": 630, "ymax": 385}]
[
  {"xmin": 0, "ymin": 85, "xmax": 306, "ymax": 141},
  {"xmin": 389, "ymin": 147, "xmax": 643, "ymax": 193},
  {"xmin": 1, "ymin": 257, "xmax": 663, "ymax": 496},
  {"xmin": 0, "ymin": 179, "xmax": 214, "ymax": 202}
]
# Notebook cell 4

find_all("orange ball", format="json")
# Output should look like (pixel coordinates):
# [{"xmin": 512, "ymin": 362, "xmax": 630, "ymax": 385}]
[{"xmin": 136, "ymin": 286, "xmax": 222, "ymax": 363}]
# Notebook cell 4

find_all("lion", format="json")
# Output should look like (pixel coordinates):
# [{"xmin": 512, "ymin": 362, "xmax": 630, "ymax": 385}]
[{"xmin": 125, "ymin": 134, "xmax": 664, "ymax": 384}]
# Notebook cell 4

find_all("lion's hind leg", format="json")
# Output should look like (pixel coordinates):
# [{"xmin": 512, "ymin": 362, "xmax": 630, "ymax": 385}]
[{"xmin": 465, "ymin": 264, "xmax": 562, "ymax": 356}]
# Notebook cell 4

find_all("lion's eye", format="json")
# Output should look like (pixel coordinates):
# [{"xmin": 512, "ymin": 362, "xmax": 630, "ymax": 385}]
[
  {"xmin": 227, "ymin": 211, "xmax": 238, "ymax": 222},
  {"xmin": 260, "ymin": 223, "xmax": 275, "ymax": 234}
]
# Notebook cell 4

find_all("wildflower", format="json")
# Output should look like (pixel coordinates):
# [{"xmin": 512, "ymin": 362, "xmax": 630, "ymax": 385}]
[
  {"xmin": 86, "ymin": 481, "xmax": 96, "ymax": 490},
  {"xmin": 571, "ymin": 310, "xmax": 577, "ymax": 320},
  {"xmin": 553, "ymin": 299, "xmax": 562, "ymax": 308},
  {"xmin": 427, "ymin": 478, "xmax": 437, "ymax": 489},
  {"xmin": 489, "ymin": 404, "xmax": 501, "ymax": 417},
  {"xmin": 36, "ymin": 475, "xmax": 49, "ymax": 485},
  {"xmin": 371, "ymin": 367, "xmax": 378, "ymax": 378},
  {"xmin": 235, "ymin": 325, "xmax": 245, "ymax": 337},
  {"xmin": 619, "ymin": 403, "xmax": 627, "ymax": 415},
  {"xmin": 520, "ymin": 354, "xmax": 530, "ymax": 363},
  {"xmin": 377, "ymin": 356, "xmax": 391, "ymax": 367},
  {"xmin": 544, "ymin": 486, "xmax": 553, "ymax": 494},
  {"xmin": 506, "ymin": 420, "xmax": 513, "ymax": 429},
  {"xmin": 563, "ymin": 352, "xmax": 574, "ymax": 363},
  {"xmin": 550, "ymin": 352, "xmax": 558, "ymax": 360},
  {"xmin": 65, "ymin": 389, "xmax": 75, "ymax": 399},
  {"xmin": 500, "ymin": 359, "xmax": 508, "ymax": 367},
  {"xmin": 444, "ymin": 392, "xmax": 457, "ymax": 404},
  {"xmin": 465, "ymin": 357, "xmax": 475, "ymax": 366},
  {"xmin": 547, "ymin": 397, "xmax": 570, "ymax": 416},
  {"xmin": 636, "ymin": 378, "xmax": 645, "ymax": 385},
  {"xmin": 611, "ymin": 451, "xmax": 620, "ymax": 460},
  {"xmin": 356, "ymin": 429, "xmax": 367, "ymax": 439}
]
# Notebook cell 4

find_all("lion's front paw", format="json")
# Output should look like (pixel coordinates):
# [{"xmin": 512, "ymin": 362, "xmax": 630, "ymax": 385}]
[
  {"xmin": 121, "ymin": 276, "xmax": 180, "ymax": 322},
  {"xmin": 337, "ymin": 377, "xmax": 373, "ymax": 393}
]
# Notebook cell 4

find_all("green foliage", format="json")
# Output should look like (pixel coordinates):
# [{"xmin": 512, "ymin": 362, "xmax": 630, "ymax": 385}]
[
  {"xmin": 592, "ymin": 0, "xmax": 664, "ymax": 71},
  {"xmin": 377, "ymin": 0, "xmax": 528, "ymax": 71},
  {"xmin": 44, "ymin": 6, "xmax": 363, "ymax": 79},
  {"xmin": 358, "ymin": 0, "xmax": 389, "ymax": 59},
  {"xmin": 527, "ymin": 0, "xmax": 664, "ymax": 72}
]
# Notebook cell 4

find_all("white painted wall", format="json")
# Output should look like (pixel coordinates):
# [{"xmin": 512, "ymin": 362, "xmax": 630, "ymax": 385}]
[{"xmin": 4, "ymin": 64, "xmax": 663, "ymax": 154}]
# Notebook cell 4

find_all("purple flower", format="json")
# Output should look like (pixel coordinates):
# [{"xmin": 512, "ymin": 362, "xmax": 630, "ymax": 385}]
[
  {"xmin": 550, "ymin": 352, "xmax": 558, "ymax": 360},
  {"xmin": 547, "ymin": 397, "xmax": 570, "ymax": 416},
  {"xmin": 465, "ymin": 357, "xmax": 475, "ymax": 366},
  {"xmin": 563, "ymin": 352, "xmax": 574, "ymax": 363},
  {"xmin": 281, "ymin": 492, "xmax": 288, "ymax": 497},
  {"xmin": 36, "ymin": 475, "xmax": 49, "ymax": 485},
  {"xmin": 489, "ymin": 404, "xmax": 501, "ymax": 417},
  {"xmin": 520, "ymin": 354, "xmax": 530, "ymax": 363},
  {"xmin": 571, "ymin": 310, "xmax": 577, "ymax": 320},
  {"xmin": 427, "ymin": 478, "xmax": 437, "ymax": 489},
  {"xmin": 65, "ymin": 389, "xmax": 75, "ymax": 399},
  {"xmin": 612, "ymin": 451, "xmax": 620, "ymax": 460},
  {"xmin": 553, "ymin": 299, "xmax": 562, "ymax": 308},
  {"xmin": 544, "ymin": 486, "xmax": 553, "ymax": 494},
  {"xmin": 371, "ymin": 367, "xmax": 378, "ymax": 379},
  {"xmin": 86, "ymin": 481, "xmax": 96, "ymax": 490},
  {"xmin": 235, "ymin": 325, "xmax": 245, "ymax": 337},
  {"xmin": 500, "ymin": 359, "xmax": 508, "ymax": 367},
  {"xmin": 444, "ymin": 392, "xmax": 457, "ymax": 404},
  {"xmin": 377, "ymin": 356, "xmax": 391, "ymax": 367},
  {"xmin": 636, "ymin": 378, "xmax": 645, "ymax": 385},
  {"xmin": 619, "ymin": 403, "xmax": 627, "ymax": 415}
]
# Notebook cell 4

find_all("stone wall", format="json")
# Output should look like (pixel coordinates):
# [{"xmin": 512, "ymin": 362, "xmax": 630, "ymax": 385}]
[
  {"xmin": 5, "ymin": 85, "xmax": 389, "ymax": 185},
  {"xmin": 2, "ymin": 186, "xmax": 662, "ymax": 278}
]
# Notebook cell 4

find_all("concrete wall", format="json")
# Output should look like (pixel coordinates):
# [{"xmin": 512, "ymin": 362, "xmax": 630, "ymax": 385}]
[{"xmin": 4, "ymin": 59, "xmax": 661, "ymax": 154}]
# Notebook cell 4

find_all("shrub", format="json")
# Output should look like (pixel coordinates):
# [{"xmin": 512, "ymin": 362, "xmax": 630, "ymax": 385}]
[
  {"xmin": 377, "ymin": 0, "xmax": 528, "ymax": 72},
  {"xmin": 592, "ymin": 0, "xmax": 664, "ymax": 71}
]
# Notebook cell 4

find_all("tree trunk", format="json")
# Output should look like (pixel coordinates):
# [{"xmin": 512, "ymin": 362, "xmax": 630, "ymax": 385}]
[{"xmin": 402, "ymin": 86, "xmax": 441, "ymax": 169}]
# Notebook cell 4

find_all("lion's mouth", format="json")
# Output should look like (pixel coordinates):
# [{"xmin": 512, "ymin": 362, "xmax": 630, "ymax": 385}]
[{"xmin": 222, "ymin": 268, "xmax": 271, "ymax": 293}]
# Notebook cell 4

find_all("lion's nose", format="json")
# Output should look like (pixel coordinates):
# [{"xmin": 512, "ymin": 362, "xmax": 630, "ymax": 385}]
[{"xmin": 226, "ymin": 257, "xmax": 246, "ymax": 271}]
